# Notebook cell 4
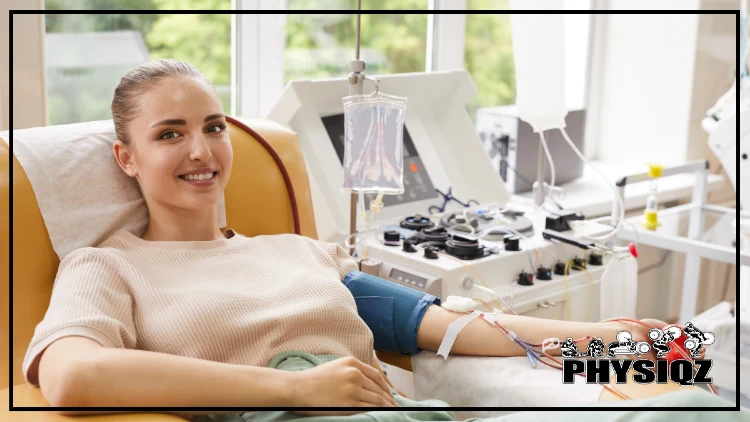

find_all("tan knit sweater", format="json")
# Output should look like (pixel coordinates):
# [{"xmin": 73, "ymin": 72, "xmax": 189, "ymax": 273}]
[{"xmin": 23, "ymin": 229, "xmax": 374, "ymax": 386}]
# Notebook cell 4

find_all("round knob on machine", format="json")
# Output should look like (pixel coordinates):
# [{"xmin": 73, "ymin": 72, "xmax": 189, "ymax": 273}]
[
  {"xmin": 572, "ymin": 256, "xmax": 587, "ymax": 270},
  {"xmin": 518, "ymin": 271, "xmax": 534, "ymax": 286},
  {"xmin": 536, "ymin": 266, "xmax": 552, "ymax": 281},
  {"xmin": 588, "ymin": 253, "xmax": 603, "ymax": 266},
  {"xmin": 424, "ymin": 246, "xmax": 439, "ymax": 260},
  {"xmin": 505, "ymin": 236, "xmax": 521, "ymax": 252},
  {"xmin": 402, "ymin": 239, "xmax": 418, "ymax": 253},
  {"xmin": 554, "ymin": 261, "xmax": 567, "ymax": 276},
  {"xmin": 384, "ymin": 231, "xmax": 401, "ymax": 246}
]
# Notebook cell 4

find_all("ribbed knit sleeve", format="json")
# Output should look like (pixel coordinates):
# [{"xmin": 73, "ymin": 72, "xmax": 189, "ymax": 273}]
[
  {"xmin": 23, "ymin": 247, "xmax": 137, "ymax": 386},
  {"xmin": 306, "ymin": 238, "xmax": 359, "ymax": 280},
  {"xmin": 329, "ymin": 242, "xmax": 359, "ymax": 279}
]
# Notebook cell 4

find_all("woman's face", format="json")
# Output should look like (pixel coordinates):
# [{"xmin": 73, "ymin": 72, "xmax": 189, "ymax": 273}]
[{"xmin": 116, "ymin": 76, "xmax": 233, "ymax": 214}]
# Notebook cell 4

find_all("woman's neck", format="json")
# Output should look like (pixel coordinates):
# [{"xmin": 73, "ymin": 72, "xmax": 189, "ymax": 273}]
[{"xmin": 142, "ymin": 203, "xmax": 225, "ymax": 242}]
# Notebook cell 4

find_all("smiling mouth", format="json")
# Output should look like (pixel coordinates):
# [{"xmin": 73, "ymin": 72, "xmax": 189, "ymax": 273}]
[{"xmin": 178, "ymin": 171, "xmax": 218, "ymax": 182}]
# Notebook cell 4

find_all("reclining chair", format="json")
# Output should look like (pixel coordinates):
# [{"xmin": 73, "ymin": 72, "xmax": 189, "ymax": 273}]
[{"xmin": 0, "ymin": 117, "xmax": 410, "ymax": 420}]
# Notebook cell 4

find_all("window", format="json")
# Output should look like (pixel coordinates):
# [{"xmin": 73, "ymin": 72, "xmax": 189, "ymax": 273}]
[
  {"xmin": 43, "ymin": 0, "xmax": 232, "ymax": 125},
  {"xmin": 41, "ymin": 1, "xmax": 590, "ymax": 129},
  {"xmin": 464, "ymin": 0, "xmax": 513, "ymax": 118},
  {"xmin": 462, "ymin": 0, "xmax": 592, "ymax": 120},
  {"xmin": 284, "ymin": 0, "xmax": 429, "ymax": 83}
]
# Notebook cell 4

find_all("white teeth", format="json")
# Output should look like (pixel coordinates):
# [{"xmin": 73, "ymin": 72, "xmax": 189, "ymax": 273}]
[{"xmin": 184, "ymin": 172, "xmax": 214, "ymax": 181}]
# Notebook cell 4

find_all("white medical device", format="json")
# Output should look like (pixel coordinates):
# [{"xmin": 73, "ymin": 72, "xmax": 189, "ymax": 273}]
[
  {"xmin": 268, "ymin": 70, "xmax": 610, "ymax": 322},
  {"xmin": 703, "ymin": 81, "xmax": 746, "ymax": 209},
  {"xmin": 268, "ymin": 70, "xmax": 507, "ymax": 244},
  {"xmin": 701, "ymin": 72, "xmax": 749, "ymax": 323},
  {"xmin": 740, "ymin": 109, "xmax": 749, "ymax": 211}
]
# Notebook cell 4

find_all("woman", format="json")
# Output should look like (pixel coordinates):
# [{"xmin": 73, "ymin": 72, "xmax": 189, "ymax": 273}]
[{"xmin": 23, "ymin": 59, "xmax": 719, "ymax": 419}]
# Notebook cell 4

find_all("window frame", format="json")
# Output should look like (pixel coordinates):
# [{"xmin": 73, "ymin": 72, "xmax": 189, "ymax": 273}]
[
  {"xmin": 234, "ymin": 0, "xmax": 287, "ymax": 118},
  {"xmin": 235, "ymin": 3, "xmax": 593, "ymax": 124},
  {"xmin": 236, "ymin": 1, "xmax": 437, "ymax": 117},
  {"xmin": 428, "ymin": 0, "xmax": 467, "ymax": 71}
]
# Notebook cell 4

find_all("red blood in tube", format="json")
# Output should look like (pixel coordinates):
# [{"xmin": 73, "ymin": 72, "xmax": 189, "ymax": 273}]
[
  {"xmin": 659, "ymin": 325, "xmax": 690, "ymax": 364},
  {"xmin": 629, "ymin": 243, "xmax": 638, "ymax": 258}
]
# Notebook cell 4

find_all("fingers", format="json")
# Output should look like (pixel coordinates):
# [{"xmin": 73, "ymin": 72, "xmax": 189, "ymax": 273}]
[
  {"xmin": 358, "ymin": 389, "xmax": 396, "ymax": 407},
  {"xmin": 360, "ymin": 371, "xmax": 398, "ymax": 407},
  {"xmin": 353, "ymin": 359, "xmax": 393, "ymax": 397}
]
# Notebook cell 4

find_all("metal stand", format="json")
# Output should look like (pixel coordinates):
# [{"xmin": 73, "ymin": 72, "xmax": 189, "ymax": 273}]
[
  {"xmin": 348, "ymin": 2, "xmax": 365, "ymax": 255},
  {"xmin": 615, "ymin": 160, "xmax": 749, "ymax": 322}
]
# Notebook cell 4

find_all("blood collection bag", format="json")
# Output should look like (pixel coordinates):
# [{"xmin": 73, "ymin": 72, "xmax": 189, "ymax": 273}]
[{"xmin": 342, "ymin": 92, "xmax": 407, "ymax": 194}]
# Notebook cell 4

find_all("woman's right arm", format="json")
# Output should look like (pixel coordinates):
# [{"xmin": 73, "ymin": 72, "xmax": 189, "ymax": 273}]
[
  {"xmin": 40, "ymin": 336, "xmax": 397, "ymax": 416},
  {"xmin": 40, "ymin": 336, "xmax": 292, "ymax": 415}
]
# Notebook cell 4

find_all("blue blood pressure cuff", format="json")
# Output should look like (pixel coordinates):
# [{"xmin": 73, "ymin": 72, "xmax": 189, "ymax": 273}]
[{"xmin": 343, "ymin": 270, "xmax": 441, "ymax": 355}]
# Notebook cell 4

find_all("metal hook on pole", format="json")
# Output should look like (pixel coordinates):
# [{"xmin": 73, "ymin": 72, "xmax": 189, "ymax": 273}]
[{"xmin": 364, "ymin": 76, "xmax": 380, "ymax": 96}]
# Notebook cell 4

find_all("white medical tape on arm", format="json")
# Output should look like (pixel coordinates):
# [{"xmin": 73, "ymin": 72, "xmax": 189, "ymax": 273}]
[
  {"xmin": 436, "ymin": 310, "xmax": 483, "ymax": 360},
  {"xmin": 542, "ymin": 338, "xmax": 560, "ymax": 353},
  {"xmin": 482, "ymin": 313, "xmax": 497, "ymax": 324}
]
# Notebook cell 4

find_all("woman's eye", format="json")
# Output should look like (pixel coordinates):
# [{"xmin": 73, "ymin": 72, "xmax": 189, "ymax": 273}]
[
  {"xmin": 207, "ymin": 123, "xmax": 227, "ymax": 133},
  {"xmin": 159, "ymin": 131, "xmax": 180, "ymax": 140}
]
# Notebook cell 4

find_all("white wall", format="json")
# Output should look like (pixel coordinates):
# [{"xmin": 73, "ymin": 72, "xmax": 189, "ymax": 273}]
[
  {"xmin": 588, "ymin": 12, "xmax": 701, "ymax": 165},
  {"xmin": 588, "ymin": 0, "xmax": 738, "ymax": 171},
  {"xmin": 587, "ymin": 0, "xmax": 739, "ymax": 322},
  {"xmin": 564, "ymin": 12, "xmax": 591, "ymax": 110}
]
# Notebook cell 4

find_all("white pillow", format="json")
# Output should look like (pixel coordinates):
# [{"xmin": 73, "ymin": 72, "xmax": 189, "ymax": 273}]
[{"xmin": 2, "ymin": 119, "xmax": 227, "ymax": 260}]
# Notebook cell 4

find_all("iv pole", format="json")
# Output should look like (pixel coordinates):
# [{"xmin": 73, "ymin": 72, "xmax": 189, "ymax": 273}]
[{"xmin": 348, "ymin": 0, "xmax": 365, "ymax": 255}]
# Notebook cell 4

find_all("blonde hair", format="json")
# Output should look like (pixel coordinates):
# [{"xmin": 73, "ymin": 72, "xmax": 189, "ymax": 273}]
[{"xmin": 111, "ymin": 59, "xmax": 212, "ymax": 144}]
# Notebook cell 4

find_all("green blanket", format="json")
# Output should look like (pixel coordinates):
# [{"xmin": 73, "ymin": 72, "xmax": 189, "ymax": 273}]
[{"xmin": 192, "ymin": 352, "xmax": 743, "ymax": 422}]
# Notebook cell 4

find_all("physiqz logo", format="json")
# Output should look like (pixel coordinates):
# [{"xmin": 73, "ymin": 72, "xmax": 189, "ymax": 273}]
[{"xmin": 561, "ymin": 322, "xmax": 715, "ymax": 386}]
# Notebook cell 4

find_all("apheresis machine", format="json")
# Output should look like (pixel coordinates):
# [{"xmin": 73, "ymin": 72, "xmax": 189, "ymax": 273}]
[
  {"xmin": 268, "ymin": 68, "xmax": 630, "ymax": 324},
  {"xmin": 266, "ymin": 4, "xmax": 648, "ymax": 325},
  {"xmin": 266, "ymin": 4, "xmax": 748, "ymax": 405}
]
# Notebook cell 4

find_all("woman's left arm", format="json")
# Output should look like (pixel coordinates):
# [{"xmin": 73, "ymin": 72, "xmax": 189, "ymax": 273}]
[{"xmin": 416, "ymin": 305, "xmax": 623, "ymax": 357}]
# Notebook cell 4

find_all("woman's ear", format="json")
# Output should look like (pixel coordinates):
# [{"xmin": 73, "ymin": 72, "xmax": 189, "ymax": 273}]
[{"xmin": 113, "ymin": 140, "xmax": 137, "ymax": 178}]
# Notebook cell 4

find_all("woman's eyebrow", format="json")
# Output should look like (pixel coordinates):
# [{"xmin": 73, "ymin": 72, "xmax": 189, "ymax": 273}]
[
  {"xmin": 151, "ymin": 119, "xmax": 186, "ymax": 128},
  {"xmin": 150, "ymin": 114, "xmax": 223, "ymax": 128},
  {"xmin": 204, "ymin": 113, "xmax": 224, "ymax": 122}
]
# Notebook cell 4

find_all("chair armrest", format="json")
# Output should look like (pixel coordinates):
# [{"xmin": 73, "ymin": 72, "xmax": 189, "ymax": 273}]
[
  {"xmin": 2, "ymin": 384, "xmax": 186, "ymax": 422},
  {"xmin": 375, "ymin": 350, "xmax": 413, "ymax": 372}
]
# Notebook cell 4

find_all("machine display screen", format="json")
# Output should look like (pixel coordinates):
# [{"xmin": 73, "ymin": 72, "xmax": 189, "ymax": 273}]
[{"xmin": 321, "ymin": 113, "xmax": 437, "ymax": 207}]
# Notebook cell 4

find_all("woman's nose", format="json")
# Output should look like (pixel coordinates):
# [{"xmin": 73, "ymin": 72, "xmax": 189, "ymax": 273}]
[{"xmin": 188, "ymin": 134, "xmax": 212, "ymax": 162}]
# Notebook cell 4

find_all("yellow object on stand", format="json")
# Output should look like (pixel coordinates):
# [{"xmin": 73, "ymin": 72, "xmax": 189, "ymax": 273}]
[{"xmin": 641, "ymin": 163, "xmax": 663, "ymax": 231}]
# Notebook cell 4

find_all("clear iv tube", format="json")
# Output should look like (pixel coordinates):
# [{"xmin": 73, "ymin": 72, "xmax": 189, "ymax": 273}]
[
  {"xmin": 540, "ymin": 131, "xmax": 555, "ymax": 189},
  {"xmin": 344, "ymin": 192, "xmax": 385, "ymax": 250},
  {"xmin": 487, "ymin": 314, "xmax": 719, "ymax": 397},
  {"xmin": 560, "ymin": 128, "xmax": 625, "ymax": 240},
  {"xmin": 472, "ymin": 284, "xmax": 518, "ymax": 316},
  {"xmin": 645, "ymin": 179, "xmax": 658, "ymax": 213}
]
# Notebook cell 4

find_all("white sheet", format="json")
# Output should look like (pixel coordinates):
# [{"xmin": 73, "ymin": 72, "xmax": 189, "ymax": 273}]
[
  {"xmin": 3, "ymin": 119, "xmax": 226, "ymax": 260},
  {"xmin": 412, "ymin": 351, "xmax": 604, "ymax": 418}
]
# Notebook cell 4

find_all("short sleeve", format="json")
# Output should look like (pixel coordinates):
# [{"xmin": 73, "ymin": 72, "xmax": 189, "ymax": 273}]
[
  {"xmin": 306, "ymin": 239, "xmax": 359, "ymax": 280},
  {"xmin": 22, "ymin": 248, "xmax": 137, "ymax": 386}
]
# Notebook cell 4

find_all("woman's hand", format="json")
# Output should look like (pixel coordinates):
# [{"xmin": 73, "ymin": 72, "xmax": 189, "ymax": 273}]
[{"xmin": 288, "ymin": 356, "xmax": 399, "ymax": 414}]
